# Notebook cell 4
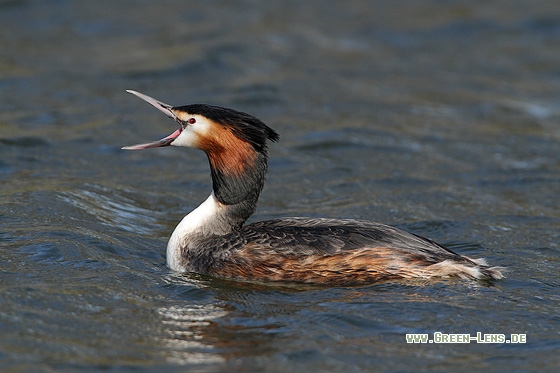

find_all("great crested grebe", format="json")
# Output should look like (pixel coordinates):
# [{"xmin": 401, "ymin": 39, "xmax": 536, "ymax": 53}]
[{"xmin": 123, "ymin": 90, "xmax": 504, "ymax": 285}]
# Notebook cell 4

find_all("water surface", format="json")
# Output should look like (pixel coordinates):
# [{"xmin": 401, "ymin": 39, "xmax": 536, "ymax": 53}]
[{"xmin": 1, "ymin": 1, "xmax": 560, "ymax": 371}]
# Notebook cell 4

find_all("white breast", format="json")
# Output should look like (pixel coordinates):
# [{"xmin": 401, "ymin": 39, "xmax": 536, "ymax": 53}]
[{"xmin": 166, "ymin": 193, "xmax": 222, "ymax": 272}]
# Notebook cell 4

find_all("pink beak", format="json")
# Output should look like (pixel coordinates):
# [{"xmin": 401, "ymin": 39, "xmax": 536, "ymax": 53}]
[
  {"xmin": 121, "ymin": 128, "xmax": 182, "ymax": 150},
  {"xmin": 122, "ymin": 90, "xmax": 182, "ymax": 150}
]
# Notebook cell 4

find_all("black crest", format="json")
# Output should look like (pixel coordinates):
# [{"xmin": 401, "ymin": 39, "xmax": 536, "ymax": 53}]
[{"xmin": 175, "ymin": 104, "xmax": 279, "ymax": 152}]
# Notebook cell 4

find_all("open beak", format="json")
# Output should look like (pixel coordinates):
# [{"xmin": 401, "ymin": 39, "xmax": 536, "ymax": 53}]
[{"xmin": 122, "ymin": 90, "xmax": 181, "ymax": 150}]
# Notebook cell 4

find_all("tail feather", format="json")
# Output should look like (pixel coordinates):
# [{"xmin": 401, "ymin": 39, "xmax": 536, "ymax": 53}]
[{"xmin": 427, "ymin": 257, "xmax": 505, "ymax": 281}]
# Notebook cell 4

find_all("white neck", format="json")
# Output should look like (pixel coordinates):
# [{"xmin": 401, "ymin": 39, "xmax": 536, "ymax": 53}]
[{"xmin": 167, "ymin": 193, "xmax": 227, "ymax": 272}]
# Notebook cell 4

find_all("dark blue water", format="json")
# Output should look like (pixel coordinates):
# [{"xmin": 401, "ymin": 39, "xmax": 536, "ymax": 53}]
[{"xmin": 1, "ymin": 1, "xmax": 559, "ymax": 371}]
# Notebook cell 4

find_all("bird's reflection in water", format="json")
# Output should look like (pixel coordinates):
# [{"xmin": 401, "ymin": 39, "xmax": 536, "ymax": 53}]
[{"xmin": 157, "ymin": 303, "xmax": 228, "ymax": 366}]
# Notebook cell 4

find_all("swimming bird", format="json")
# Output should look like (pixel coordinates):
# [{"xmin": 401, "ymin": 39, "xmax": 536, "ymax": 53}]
[{"xmin": 123, "ymin": 90, "xmax": 504, "ymax": 285}]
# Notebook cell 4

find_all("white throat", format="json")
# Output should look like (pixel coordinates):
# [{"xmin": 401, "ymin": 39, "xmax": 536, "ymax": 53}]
[{"xmin": 167, "ymin": 193, "xmax": 224, "ymax": 272}]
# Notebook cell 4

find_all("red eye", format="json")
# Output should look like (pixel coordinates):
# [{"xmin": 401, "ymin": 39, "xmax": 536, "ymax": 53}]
[{"xmin": 188, "ymin": 118, "xmax": 196, "ymax": 125}]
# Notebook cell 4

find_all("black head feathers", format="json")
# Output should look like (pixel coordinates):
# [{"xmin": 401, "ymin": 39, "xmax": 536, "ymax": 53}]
[{"xmin": 175, "ymin": 104, "xmax": 279, "ymax": 152}]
